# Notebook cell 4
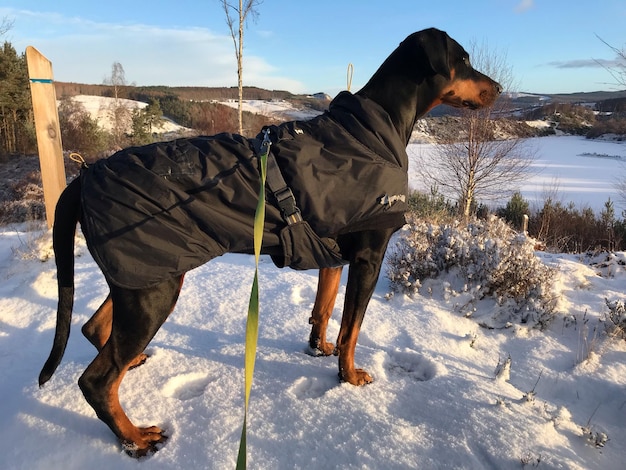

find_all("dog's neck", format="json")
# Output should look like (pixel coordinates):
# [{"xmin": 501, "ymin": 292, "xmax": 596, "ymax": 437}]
[
  {"xmin": 356, "ymin": 39, "xmax": 444, "ymax": 147},
  {"xmin": 357, "ymin": 75, "xmax": 440, "ymax": 147}
]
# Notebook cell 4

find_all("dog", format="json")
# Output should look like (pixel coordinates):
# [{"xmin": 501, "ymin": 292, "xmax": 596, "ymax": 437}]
[{"xmin": 39, "ymin": 27, "xmax": 501, "ymax": 456}]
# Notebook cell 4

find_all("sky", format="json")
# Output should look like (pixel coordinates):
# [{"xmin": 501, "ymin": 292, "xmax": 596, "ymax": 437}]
[{"xmin": 1, "ymin": 0, "xmax": 625, "ymax": 96}]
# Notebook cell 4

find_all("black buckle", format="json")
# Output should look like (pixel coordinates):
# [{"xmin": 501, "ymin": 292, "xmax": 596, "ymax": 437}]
[{"xmin": 275, "ymin": 187, "xmax": 303, "ymax": 225}]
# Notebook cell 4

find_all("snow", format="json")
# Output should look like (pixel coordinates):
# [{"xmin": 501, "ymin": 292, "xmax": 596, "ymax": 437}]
[
  {"xmin": 408, "ymin": 135, "xmax": 626, "ymax": 213},
  {"xmin": 2, "ymin": 224, "xmax": 626, "ymax": 469},
  {"xmin": 525, "ymin": 120, "xmax": 553, "ymax": 129},
  {"xmin": 70, "ymin": 94, "xmax": 318, "ymax": 136},
  {"xmin": 1, "ymin": 101, "xmax": 626, "ymax": 468},
  {"xmin": 68, "ymin": 95, "xmax": 189, "ymax": 134},
  {"xmin": 219, "ymin": 98, "xmax": 322, "ymax": 120}
]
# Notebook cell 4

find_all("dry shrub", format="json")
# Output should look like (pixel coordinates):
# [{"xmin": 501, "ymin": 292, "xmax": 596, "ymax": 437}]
[
  {"xmin": 0, "ymin": 156, "xmax": 46, "ymax": 224},
  {"xmin": 605, "ymin": 298, "xmax": 626, "ymax": 339},
  {"xmin": 528, "ymin": 199, "xmax": 625, "ymax": 253}
]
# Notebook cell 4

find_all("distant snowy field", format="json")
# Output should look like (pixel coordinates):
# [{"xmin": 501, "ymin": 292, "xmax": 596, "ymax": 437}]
[
  {"xmin": 219, "ymin": 98, "xmax": 322, "ymax": 120},
  {"xmin": 409, "ymin": 136, "xmax": 626, "ymax": 213},
  {"xmin": 3, "ymin": 97, "xmax": 622, "ymax": 468},
  {"xmin": 519, "ymin": 136, "xmax": 626, "ymax": 211},
  {"xmin": 67, "ymin": 95, "xmax": 189, "ymax": 134}
]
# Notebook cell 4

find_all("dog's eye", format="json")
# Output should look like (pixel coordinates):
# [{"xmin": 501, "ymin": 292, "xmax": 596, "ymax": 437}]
[{"xmin": 464, "ymin": 57, "xmax": 471, "ymax": 67}]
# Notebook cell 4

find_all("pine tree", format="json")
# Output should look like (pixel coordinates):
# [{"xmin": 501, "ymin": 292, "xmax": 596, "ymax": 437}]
[
  {"xmin": 130, "ymin": 99, "xmax": 163, "ymax": 145},
  {"xmin": 0, "ymin": 41, "xmax": 35, "ymax": 154}
]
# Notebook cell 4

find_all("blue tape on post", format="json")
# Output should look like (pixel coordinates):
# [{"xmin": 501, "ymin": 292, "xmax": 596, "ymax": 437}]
[{"xmin": 30, "ymin": 78, "xmax": 53, "ymax": 83}]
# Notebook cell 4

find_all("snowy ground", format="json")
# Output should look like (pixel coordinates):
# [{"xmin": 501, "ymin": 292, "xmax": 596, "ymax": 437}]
[
  {"xmin": 1, "ymin": 218, "xmax": 626, "ymax": 469},
  {"xmin": 2, "ymin": 134, "xmax": 626, "ymax": 469}
]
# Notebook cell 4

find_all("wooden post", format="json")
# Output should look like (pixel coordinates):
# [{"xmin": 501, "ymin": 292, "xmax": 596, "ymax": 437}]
[{"xmin": 26, "ymin": 46, "xmax": 66, "ymax": 229}]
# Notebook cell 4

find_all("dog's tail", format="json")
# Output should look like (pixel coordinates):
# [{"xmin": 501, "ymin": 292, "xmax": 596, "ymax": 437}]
[{"xmin": 39, "ymin": 178, "xmax": 82, "ymax": 387}]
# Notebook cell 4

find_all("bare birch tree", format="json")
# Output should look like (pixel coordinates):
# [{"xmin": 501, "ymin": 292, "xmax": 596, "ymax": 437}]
[
  {"xmin": 221, "ymin": 0, "xmax": 261, "ymax": 135},
  {"xmin": 103, "ymin": 61, "xmax": 131, "ymax": 149},
  {"xmin": 595, "ymin": 35, "xmax": 626, "ymax": 88},
  {"xmin": 419, "ymin": 42, "xmax": 536, "ymax": 221},
  {"xmin": 0, "ymin": 16, "xmax": 14, "ymax": 37},
  {"xmin": 597, "ymin": 37, "xmax": 626, "ymax": 211}
]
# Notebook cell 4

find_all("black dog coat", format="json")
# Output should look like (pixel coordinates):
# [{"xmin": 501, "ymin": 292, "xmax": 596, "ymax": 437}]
[{"xmin": 79, "ymin": 91, "xmax": 409, "ymax": 289}]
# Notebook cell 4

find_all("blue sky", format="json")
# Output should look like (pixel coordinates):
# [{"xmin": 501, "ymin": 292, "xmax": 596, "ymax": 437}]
[{"xmin": 2, "ymin": 0, "xmax": 625, "ymax": 95}]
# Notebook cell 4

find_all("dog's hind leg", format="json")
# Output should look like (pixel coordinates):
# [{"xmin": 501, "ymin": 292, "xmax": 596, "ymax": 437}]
[
  {"xmin": 308, "ymin": 267, "xmax": 342, "ymax": 356},
  {"xmin": 78, "ymin": 275, "xmax": 183, "ymax": 457},
  {"xmin": 82, "ymin": 295, "xmax": 113, "ymax": 349},
  {"xmin": 82, "ymin": 294, "xmax": 148, "ymax": 369}
]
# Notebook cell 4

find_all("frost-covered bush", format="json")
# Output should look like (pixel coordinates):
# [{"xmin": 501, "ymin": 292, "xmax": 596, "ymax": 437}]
[
  {"xmin": 387, "ymin": 215, "xmax": 557, "ymax": 327},
  {"xmin": 604, "ymin": 298, "xmax": 626, "ymax": 339}
]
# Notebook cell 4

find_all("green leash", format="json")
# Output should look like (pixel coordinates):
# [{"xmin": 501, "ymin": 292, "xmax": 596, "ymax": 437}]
[{"xmin": 236, "ymin": 129, "xmax": 271, "ymax": 470}]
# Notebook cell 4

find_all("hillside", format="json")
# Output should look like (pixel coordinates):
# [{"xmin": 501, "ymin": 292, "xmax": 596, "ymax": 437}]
[
  {"xmin": 54, "ymin": 82, "xmax": 331, "ymax": 115},
  {"xmin": 55, "ymin": 81, "xmax": 626, "ymax": 119}
]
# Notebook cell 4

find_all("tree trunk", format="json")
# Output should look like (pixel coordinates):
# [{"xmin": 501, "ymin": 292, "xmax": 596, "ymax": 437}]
[
  {"xmin": 461, "ymin": 182, "xmax": 475, "ymax": 221},
  {"xmin": 10, "ymin": 109, "xmax": 17, "ymax": 153},
  {"xmin": 237, "ymin": 0, "xmax": 244, "ymax": 135}
]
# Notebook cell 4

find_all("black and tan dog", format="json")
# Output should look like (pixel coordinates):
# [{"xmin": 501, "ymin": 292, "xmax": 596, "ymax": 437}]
[{"xmin": 39, "ymin": 28, "xmax": 501, "ymax": 456}]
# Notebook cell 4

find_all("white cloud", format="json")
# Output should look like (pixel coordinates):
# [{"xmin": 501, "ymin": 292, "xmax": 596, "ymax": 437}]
[
  {"xmin": 548, "ymin": 57, "xmax": 625, "ymax": 69},
  {"xmin": 3, "ymin": 8, "xmax": 306, "ymax": 91},
  {"xmin": 515, "ymin": 0, "xmax": 534, "ymax": 13}
]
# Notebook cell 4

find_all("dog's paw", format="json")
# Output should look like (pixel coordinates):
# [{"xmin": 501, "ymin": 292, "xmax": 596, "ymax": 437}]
[
  {"xmin": 121, "ymin": 427, "xmax": 167, "ymax": 458},
  {"xmin": 339, "ymin": 368, "xmax": 373, "ymax": 386},
  {"xmin": 306, "ymin": 341, "xmax": 336, "ymax": 357}
]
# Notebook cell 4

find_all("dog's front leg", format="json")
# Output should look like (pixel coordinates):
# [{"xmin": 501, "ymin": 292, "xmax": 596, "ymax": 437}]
[
  {"xmin": 336, "ymin": 229, "xmax": 393, "ymax": 385},
  {"xmin": 308, "ymin": 267, "xmax": 343, "ymax": 356}
]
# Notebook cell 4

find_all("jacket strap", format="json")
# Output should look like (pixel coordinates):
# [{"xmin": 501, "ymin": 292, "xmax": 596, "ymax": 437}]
[{"xmin": 257, "ymin": 128, "xmax": 303, "ymax": 225}]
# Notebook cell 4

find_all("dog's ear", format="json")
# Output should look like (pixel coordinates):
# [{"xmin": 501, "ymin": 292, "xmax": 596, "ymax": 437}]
[{"xmin": 416, "ymin": 28, "xmax": 451, "ymax": 80}]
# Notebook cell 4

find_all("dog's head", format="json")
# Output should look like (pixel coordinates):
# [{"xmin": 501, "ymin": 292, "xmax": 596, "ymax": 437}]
[{"xmin": 407, "ymin": 28, "xmax": 503, "ymax": 110}]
